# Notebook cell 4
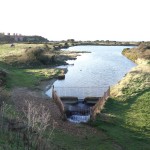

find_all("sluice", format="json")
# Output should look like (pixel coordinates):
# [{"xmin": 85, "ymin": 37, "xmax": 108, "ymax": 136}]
[
  {"xmin": 64, "ymin": 101, "xmax": 94, "ymax": 123},
  {"xmin": 52, "ymin": 86, "xmax": 110, "ymax": 123}
]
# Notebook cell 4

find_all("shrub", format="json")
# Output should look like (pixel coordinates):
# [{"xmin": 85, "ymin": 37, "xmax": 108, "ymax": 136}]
[
  {"xmin": 25, "ymin": 47, "xmax": 44, "ymax": 60},
  {"xmin": 21, "ymin": 47, "xmax": 57, "ymax": 66}
]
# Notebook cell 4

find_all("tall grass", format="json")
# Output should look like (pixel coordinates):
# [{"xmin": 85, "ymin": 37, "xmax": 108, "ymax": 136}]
[{"xmin": 0, "ymin": 89, "xmax": 56, "ymax": 150}]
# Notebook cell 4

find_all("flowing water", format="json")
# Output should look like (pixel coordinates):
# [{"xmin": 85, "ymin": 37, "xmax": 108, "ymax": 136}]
[{"xmin": 46, "ymin": 45, "xmax": 136, "ymax": 123}]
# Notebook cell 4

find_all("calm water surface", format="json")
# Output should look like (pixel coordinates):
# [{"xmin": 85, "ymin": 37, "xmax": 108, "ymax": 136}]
[{"xmin": 46, "ymin": 46, "xmax": 136, "ymax": 98}]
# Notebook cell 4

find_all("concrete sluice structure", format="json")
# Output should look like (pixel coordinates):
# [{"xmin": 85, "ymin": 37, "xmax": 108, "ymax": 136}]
[
  {"xmin": 52, "ymin": 86, "xmax": 110, "ymax": 123},
  {"xmin": 64, "ymin": 99, "xmax": 95, "ymax": 123}
]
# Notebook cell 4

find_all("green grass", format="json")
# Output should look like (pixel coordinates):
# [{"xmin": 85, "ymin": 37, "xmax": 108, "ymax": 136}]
[
  {"xmin": 90, "ymin": 84, "xmax": 150, "ymax": 150},
  {"xmin": 0, "ymin": 130, "xmax": 25, "ymax": 150},
  {"xmin": 50, "ymin": 129, "xmax": 115, "ymax": 150},
  {"xmin": 0, "ymin": 62, "xmax": 63, "ymax": 88},
  {"xmin": 92, "ymin": 72, "xmax": 150, "ymax": 150},
  {"xmin": 124, "ymin": 90, "xmax": 150, "ymax": 133}
]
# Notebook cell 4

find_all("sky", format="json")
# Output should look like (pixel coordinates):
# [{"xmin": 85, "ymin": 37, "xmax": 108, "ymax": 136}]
[{"xmin": 0, "ymin": 0, "xmax": 150, "ymax": 41}]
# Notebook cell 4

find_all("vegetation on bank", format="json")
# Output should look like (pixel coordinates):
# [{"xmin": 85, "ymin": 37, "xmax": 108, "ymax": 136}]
[
  {"xmin": 0, "ymin": 65, "xmax": 65, "ymax": 88},
  {"xmin": 0, "ymin": 89, "xmax": 57, "ymax": 149},
  {"xmin": 0, "ymin": 42, "xmax": 150, "ymax": 149},
  {"xmin": 0, "ymin": 43, "xmax": 79, "ymax": 88},
  {"xmin": 0, "ymin": 43, "xmax": 78, "ymax": 149},
  {"xmin": 0, "ymin": 43, "xmax": 76, "ymax": 67},
  {"xmin": 90, "ymin": 43, "xmax": 150, "ymax": 149},
  {"xmin": 122, "ymin": 43, "xmax": 150, "ymax": 62}
]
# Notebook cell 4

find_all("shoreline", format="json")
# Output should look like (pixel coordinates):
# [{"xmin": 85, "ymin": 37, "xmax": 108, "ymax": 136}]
[
  {"xmin": 111, "ymin": 58, "xmax": 150, "ymax": 98},
  {"xmin": 39, "ymin": 46, "xmax": 137, "ymax": 99},
  {"xmin": 23, "ymin": 43, "xmax": 149, "ymax": 101},
  {"xmin": 1, "ymin": 43, "xmax": 150, "ymax": 149},
  {"xmin": 111, "ymin": 44, "xmax": 150, "ymax": 99},
  {"xmin": 37, "ymin": 46, "xmax": 137, "ymax": 98}
]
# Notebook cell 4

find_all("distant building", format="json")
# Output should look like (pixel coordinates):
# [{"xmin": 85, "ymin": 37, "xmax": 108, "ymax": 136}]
[{"xmin": 13, "ymin": 33, "xmax": 24, "ymax": 42}]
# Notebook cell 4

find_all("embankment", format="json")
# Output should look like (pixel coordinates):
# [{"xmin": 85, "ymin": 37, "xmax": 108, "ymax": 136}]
[
  {"xmin": 111, "ymin": 43, "xmax": 150, "ymax": 99},
  {"xmin": 90, "ymin": 43, "xmax": 150, "ymax": 150},
  {"xmin": 0, "ymin": 43, "xmax": 86, "ymax": 88}
]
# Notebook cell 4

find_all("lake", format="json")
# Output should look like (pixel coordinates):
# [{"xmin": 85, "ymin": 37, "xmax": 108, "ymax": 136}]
[{"xmin": 46, "ymin": 46, "xmax": 136, "ymax": 99}]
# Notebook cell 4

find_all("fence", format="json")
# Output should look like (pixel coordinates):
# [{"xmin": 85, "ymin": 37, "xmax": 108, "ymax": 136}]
[
  {"xmin": 90, "ymin": 87, "xmax": 110, "ymax": 120},
  {"xmin": 49, "ymin": 86, "xmax": 109, "ymax": 99}
]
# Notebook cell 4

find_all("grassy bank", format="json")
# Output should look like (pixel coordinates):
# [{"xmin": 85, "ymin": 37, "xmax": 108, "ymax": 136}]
[
  {"xmin": 90, "ymin": 43, "xmax": 150, "ymax": 150},
  {"xmin": 0, "ymin": 62, "xmax": 65, "ymax": 88},
  {"xmin": 0, "ymin": 43, "xmax": 80, "ymax": 88},
  {"xmin": 1, "ymin": 43, "xmax": 150, "ymax": 149}
]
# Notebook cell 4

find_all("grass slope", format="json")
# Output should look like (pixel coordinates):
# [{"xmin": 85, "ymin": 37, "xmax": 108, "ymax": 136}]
[
  {"xmin": 51, "ymin": 129, "xmax": 114, "ymax": 150},
  {"xmin": 91, "ymin": 44, "xmax": 150, "ymax": 150}
]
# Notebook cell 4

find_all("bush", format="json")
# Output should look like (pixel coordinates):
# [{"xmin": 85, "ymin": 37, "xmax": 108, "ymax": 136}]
[
  {"xmin": 25, "ymin": 47, "xmax": 44, "ymax": 60},
  {"xmin": 21, "ymin": 47, "xmax": 57, "ymax": 66}
]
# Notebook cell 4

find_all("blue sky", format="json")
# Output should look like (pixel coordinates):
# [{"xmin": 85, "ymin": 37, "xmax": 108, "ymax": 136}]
[{"xmin": 0, "ymin": 0, "xmax": 150, "ymax": 41}]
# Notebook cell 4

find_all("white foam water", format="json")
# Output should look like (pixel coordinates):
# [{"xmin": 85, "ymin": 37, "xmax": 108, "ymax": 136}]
[{"xmin": 68, "ymin": 115, "xmax": 90, "ymax": 123}]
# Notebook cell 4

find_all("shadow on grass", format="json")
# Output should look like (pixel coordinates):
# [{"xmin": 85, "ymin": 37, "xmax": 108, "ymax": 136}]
[{"xmin": 89, "ymin": 89, "xmax": 150, "ymax": 150}]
